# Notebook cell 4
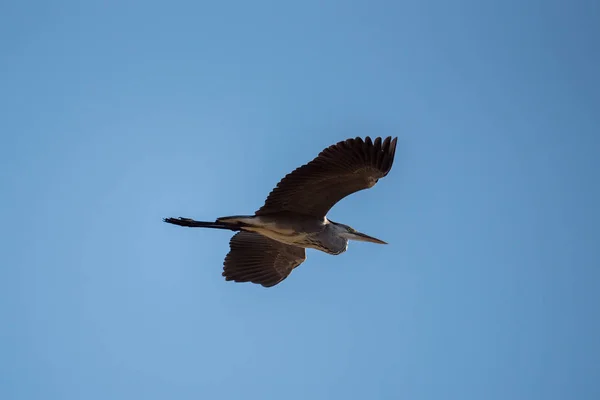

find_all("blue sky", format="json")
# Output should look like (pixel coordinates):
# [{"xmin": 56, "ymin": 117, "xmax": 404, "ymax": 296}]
[{"xmin": 1, "ymin": 0, "xmax": 599, "ymax": 399}]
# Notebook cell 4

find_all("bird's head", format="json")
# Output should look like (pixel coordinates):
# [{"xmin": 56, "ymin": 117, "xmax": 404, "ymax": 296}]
[{"xmin": 335, "ymin": 222, "xmax": 388, "ymax": 245}]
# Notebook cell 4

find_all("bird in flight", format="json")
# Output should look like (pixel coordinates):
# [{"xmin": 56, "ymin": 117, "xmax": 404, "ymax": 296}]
[{"xmin": 164, "ymin": 136, "xmax": 398, "ymax": 287}]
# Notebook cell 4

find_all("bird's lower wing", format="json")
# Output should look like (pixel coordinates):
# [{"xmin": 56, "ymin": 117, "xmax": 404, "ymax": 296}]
[{"xmin": 222, "ymin": 232, "xmax": 306, "ymax": 287}]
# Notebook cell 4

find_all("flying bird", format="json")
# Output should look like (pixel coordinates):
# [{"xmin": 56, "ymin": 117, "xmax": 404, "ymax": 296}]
[{"xmin": 164, "ymin": 136, "xmax": 398, "ymax": 287}]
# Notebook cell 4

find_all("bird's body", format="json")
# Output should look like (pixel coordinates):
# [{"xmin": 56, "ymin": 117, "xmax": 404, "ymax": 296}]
[
  {"xmin": 218, "ymin": 213, "xmax": 350, "ymax": 255},
  {"xmin": 164, "ymin": 136, "xmax": 398, "ymax": 287}
]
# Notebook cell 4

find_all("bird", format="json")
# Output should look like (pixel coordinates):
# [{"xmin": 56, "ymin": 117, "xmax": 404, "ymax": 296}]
[{"xmin": 164, "ymin": 136, "xmax": 398, "ymax": 287}]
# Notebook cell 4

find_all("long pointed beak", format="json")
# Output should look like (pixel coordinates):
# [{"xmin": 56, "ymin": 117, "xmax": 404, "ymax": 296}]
[{"xmin": 349, "ymin": 231, "xmax": 388, "ymax": 245}]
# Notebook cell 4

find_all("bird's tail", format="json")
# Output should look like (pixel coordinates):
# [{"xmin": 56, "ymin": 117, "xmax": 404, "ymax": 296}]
[{"xmin": 163, "ymin": 217, "xmax": 244, "ymax": 231}]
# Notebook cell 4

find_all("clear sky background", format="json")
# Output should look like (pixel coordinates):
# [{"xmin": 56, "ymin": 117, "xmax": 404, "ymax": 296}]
[{"xmin": 1, "ymin": 1, "xmax": 599, "ymax": 399}]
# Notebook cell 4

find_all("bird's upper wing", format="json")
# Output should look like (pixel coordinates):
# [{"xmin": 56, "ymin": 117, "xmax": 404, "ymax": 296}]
[
  {"xmin": 222, "ymin": 231, "xmax": 306, "ymax": 287},
  {"xmin": 255, "ymin": 136, "xmax": 398, "ymax": 218}
]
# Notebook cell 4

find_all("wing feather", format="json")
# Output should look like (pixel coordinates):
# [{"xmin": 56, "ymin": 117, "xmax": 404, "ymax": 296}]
[
  {"xmin": 255, "ymin": 136, "xmax": 398, "ymax": 218},
  {"xmin": 222, "ymin": 232, "xmax": 306, "ymax": 287}
]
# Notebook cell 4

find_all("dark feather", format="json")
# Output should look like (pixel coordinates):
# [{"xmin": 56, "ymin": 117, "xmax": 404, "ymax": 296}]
[
  {"xmin": 255, "ymin": 136, "xmax": 398, "ymax": 218},
  {"xmin": 222, "ymin": 231, "xmax": 306, "ymax": 287}
]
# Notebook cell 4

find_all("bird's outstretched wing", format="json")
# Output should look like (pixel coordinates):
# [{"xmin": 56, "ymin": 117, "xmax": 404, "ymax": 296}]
[
  {"xmin": 222, "ymin": 231, "xmax": 306, "ymax": 287},
  {"xmin": 255, "ymin": 136, "xmax": 398, "ymax": 218}
]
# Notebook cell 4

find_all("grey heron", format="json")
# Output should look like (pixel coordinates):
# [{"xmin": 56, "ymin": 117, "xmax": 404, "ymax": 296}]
[{"xmin": 164, "ymin": 136, "xmax": 398, "ymax": 287}]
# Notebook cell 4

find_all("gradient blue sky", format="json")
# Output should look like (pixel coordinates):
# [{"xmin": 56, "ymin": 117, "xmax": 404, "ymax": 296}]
[{"xmin": 1, "ymin": 1, "xmax": 599, "ymax": 399}]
